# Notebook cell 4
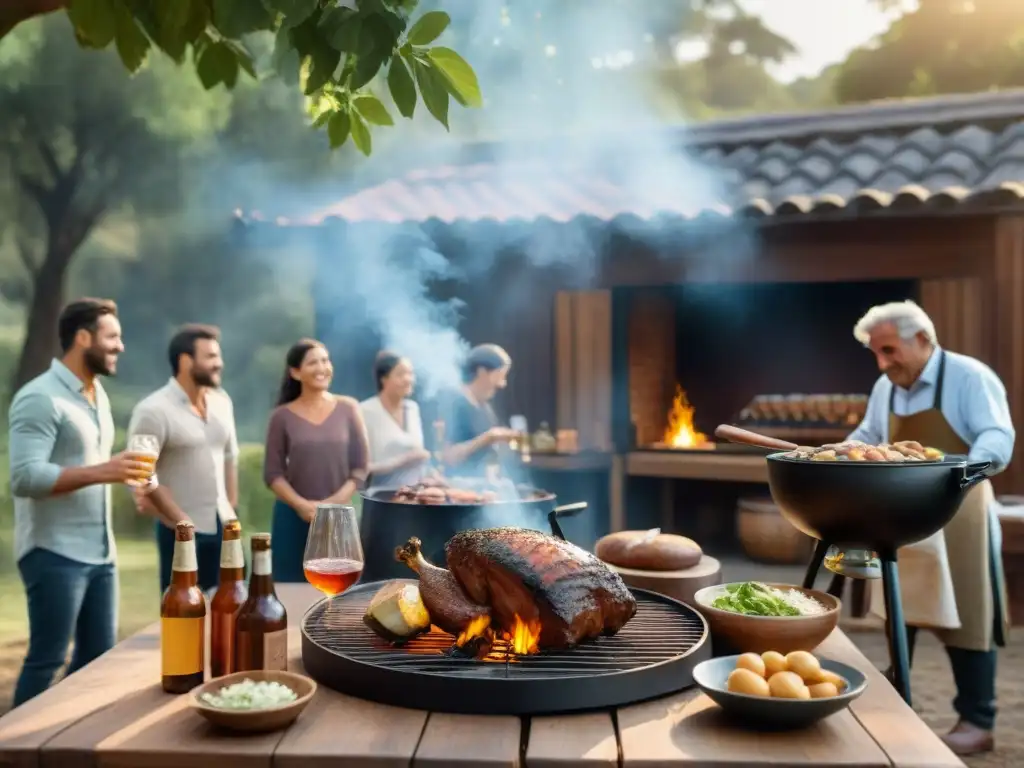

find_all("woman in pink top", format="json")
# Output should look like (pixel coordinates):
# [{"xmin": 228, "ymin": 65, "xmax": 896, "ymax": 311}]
[{"xmin": 263, "ymin": 339, "xmax": 369, "ymax": 582}]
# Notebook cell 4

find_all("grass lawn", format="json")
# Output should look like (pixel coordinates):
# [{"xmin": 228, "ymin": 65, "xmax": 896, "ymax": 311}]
[
  {"xmin": 0, "ymin": 538, "xmax": 160, "ymax": 646},
  {"xmin": 0, "ymin": 538, "xmax": 160, "ymax": 713}
]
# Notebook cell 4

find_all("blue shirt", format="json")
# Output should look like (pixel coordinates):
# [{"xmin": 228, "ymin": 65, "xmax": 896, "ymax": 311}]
[
  {"xmin": 8, "ymin": 359, "xmax": 116, "ymax": 565},
  {"xmin": 848, "ymin": 346, "xmax": 1015, "ymax": 472}
]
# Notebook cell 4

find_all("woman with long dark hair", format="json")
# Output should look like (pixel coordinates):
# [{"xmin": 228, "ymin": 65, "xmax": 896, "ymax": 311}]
[
  {"xmin": 441, "ymin": 343, "xmax": 516, "ymax": 478},
  {"xmin": 359, "ymin": 351, "xmax": 430, "ymax": 491},
  {"xmin": 263, "ymin": 339, "xmax": 369, "ymax": 582}
]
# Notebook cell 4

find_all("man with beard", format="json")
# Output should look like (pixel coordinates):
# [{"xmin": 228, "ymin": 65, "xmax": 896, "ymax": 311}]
[
  {"xmin": 848, "ymin": 300, "xmax": 1012, "ymax": 756},
  {"xmin": 8, "ymin": 298, "xmax": 152, "ymax": 706},
  {"xmin": 128, "ymin": 324, "xmax": 239, "ymax": 593}
]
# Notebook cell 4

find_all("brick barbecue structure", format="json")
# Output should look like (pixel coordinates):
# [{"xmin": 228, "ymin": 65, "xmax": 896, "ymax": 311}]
[{"xmin": 237, "ymin": 89, "xmax": 1024, "ymax": 551}]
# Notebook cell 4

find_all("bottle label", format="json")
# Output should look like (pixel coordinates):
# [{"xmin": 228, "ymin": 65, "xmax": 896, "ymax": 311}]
[
  {"xmin": 264, "ymin": 629, "xmax": 288, "ymax": 671},
  {"xmin": 236, "ymin": 628, "xmax": 289, "ymax": 671},
  {"xmin": 161, "ymin": 617, "xmax": 204, "ymax": 677},
  {"xmin": 252, "ymin": 549, "xmax": 272, "ymax": 576},
  {"xmin": 172, "ymin": 540, "xmax": 198, "ymax": 572},
  {"xmin": 220, "ymin": 538, "xmax": 244, "ymax": 569}
]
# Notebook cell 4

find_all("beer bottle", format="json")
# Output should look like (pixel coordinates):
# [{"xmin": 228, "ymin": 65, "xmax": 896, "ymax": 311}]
[
  {"xmin": 210, "ymin": 519, "xmax": 247, "ymax": 677},
  {"xmin": 160, "ymin": 521, "xmax": 206, "ymax": 693},
  {"xmin": 235, "ymin": 533, "xmax": 288, "ymax": 671}
]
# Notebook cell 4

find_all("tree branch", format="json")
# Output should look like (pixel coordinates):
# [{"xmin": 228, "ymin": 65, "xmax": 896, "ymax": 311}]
[{"xmin": 14, "ymin": 234, "xmax": 38, "ymax": 277}]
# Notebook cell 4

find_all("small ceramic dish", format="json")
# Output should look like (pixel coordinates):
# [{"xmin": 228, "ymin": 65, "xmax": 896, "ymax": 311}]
[
  {"xmin": 692, "ymin": 583, "xmax": 840, "ymax": 654},
  {"xmin": 692, "ymin": 655, "xmax": 867, "ymax": 729},
  {"xmin": 190, "ymin": 670, "xmax": 317, "ymax": 733}
]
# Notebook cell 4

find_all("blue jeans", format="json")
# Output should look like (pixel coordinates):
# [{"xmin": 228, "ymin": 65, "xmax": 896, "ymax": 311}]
[
  {"xmin": 13, "ymin": 548, "xmax": 118, "ymax": 707},
  {"xmin": 271, "ymin": 500, "xmax": 309, "ymax": 583}
]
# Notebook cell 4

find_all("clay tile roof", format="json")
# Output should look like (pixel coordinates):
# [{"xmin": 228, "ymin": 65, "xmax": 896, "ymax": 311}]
[{"xmin": 276, "ymin": 89, "xmax": 1024, "ymax": 227}]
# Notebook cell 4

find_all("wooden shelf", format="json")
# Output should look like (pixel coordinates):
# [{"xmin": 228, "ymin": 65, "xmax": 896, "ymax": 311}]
[
  {"xmin": 523, "ymin": 452, "xmax": 614, "ymax": 472},
  {"xmin": 625, "ymin": 451, "xmax": 768, "ymax": 483}
]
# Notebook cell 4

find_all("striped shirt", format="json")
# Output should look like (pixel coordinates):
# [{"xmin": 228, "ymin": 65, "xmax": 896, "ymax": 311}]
[{"xmin": 9, "ymin": 359, "xmax": 116, "ymax": 565}]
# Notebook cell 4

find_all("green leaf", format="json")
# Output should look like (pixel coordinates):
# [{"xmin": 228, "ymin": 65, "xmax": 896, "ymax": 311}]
[
  {"xmin": 304, "ymin": 41, "xmax": 341, "ymax": 95},
  {"xmin": 425, "ymin": 47, "xmax": 482, "ymax": 108},
  {"xmin": 67, "ymin": 0, "xmax": 117, "ymax": 48},
  {"xmin": 264, "ymin": 0, "xmax": 319, "ymax": 29},
  {"xmin": 353, "ymin": 94, "xmax": 393, "ymax": 125},
  {"xmin": 213, "ymin": 0, "xmax": 275, "ymax": 37},
  {"xmin": 349, "ymin": 112, "xmax": 372, "ymax": 155},
  {"xmin": 406, "ymin": 10, "xmax": 449, "ymax": 46},
  {"xmin": 113, "ymin": 5, "xmax": 151, "ymax": 72},
  {"xmin": 318, "ymin": 7, "xmax": 361, "ymax": 51},
  {"xmin": 347, "ymin": 14, "xmax": 397, "ymax": 90},
  {"xmin": 196, "ymin": 41, "xmax": 240, "ymax": 89},
  {"xmin": 412, "ymin": 59, "xmax": 449, "ymax": 129},
  {"xmin": 387, "ymin": 56, "xmax": 416, "ymax": 118},
  {"xmin": 327, "ymin": 111, "xmax": 351, "ymax": 148},
  {"xmin": 154, "ymin": 0, "xmax": 192, "ymax": 38}
]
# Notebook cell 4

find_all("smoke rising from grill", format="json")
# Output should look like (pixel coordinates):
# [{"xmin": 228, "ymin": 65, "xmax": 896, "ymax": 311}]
[{"xmin": 287, "ymin": 1, "xmax": 751, "ymax": 398}]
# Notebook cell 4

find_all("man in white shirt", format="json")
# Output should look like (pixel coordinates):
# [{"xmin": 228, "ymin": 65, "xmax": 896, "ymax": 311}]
[
  {"xmin": 129, "ymin": 324, "xmax": 239, "ymax": 592},
  {"xmin": 848, "ymin": 300, "xmax": 1012, "ymax": 756}
]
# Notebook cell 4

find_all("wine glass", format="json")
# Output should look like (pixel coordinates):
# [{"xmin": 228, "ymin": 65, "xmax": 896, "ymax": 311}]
[
  {"xmin": 125, "ymin": 433, "xmax": 159, "ymax": 487},
  {"xmin": 303, "ymin": 504, "xmax": 364, "ymax": 597}
]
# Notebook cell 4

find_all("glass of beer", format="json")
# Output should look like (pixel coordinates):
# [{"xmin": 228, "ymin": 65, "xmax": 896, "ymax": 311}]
[
  {"xmin": 126, "ymin": 433, "xmax": 159, "ymax": 487},
  {"xmin": 303, "ymin": 504, "xmax": 364, "ymax": 597}
]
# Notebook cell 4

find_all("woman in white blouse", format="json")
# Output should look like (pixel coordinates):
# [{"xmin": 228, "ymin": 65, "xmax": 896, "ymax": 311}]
[{"xmin": 359, "ymin": 351, "xmax": 431, "ymax": 491}]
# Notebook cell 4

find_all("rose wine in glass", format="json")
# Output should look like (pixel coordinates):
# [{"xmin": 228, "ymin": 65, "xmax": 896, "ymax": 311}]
[{"xmin": 303, "ymin": 504, "xmax": 364, "ymax": 597}]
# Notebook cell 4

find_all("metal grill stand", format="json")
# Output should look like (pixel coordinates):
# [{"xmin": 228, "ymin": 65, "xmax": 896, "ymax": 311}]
[
  {"xmin": 301, "ymin": 582, "xmax": 710, "ymax": 716},
  {"xmin": 804, "ymin": 540, "xmax": 912, "ymax": 705}
]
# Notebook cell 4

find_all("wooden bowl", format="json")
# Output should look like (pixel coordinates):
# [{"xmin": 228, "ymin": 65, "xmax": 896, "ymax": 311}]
[
  {"xmin": 692, "ymin": 583, "xmax": 840, "ymax": 654},
  {"xmin": 190, "ymin": 670, "xmax": 317, "ymax": 732},
  {"xmin": 693, "ymin": 655, "xmax": 867, "ymax": 729}
]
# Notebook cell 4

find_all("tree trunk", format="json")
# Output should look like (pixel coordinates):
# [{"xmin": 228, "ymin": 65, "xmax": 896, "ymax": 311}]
[{"xmin": 11, "ymin": 246, "xmax": 70, "ymax": 392}]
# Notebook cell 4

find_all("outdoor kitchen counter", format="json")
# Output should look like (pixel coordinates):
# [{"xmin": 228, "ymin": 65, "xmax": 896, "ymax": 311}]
[{"xmin": 0, "ymin": 584, "xmax": 965, "ymax": 768}]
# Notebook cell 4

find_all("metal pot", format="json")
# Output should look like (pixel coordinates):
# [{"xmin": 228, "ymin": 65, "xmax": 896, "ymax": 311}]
[
  {"xmin": 766, "ymin": 452, "xmax": 993, "ymax": 552},
  {"xmin": 358, "ymin": 487, "xmax": 588, "ymax": 582}
]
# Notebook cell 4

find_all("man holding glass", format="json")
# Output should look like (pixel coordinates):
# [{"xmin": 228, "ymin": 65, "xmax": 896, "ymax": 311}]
[
  {"xmin": 128, "ymin": 324, "xmax": 239, "ymax": 593},
  {"xmin": 8, "ymin": 298, "xmax": 151, "ymax": 706}
]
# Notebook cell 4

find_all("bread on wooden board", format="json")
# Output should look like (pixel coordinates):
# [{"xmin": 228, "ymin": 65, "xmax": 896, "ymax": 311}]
[{"xmin": 596, "ymin": 529, "xmax": 703, "ymax": 571}]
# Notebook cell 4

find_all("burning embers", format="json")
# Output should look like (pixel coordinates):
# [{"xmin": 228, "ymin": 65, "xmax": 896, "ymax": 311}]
[
  {"xmin": 654, "ymin": 385, "xmax": 713, "ymax": 450},
  {"xmin": 451, "ymin": 613, "xmax": 542, "ymax": 660}
]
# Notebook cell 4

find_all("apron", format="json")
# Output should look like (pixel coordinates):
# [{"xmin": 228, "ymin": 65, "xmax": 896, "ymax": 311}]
[{"xmin": 869, "ymin": 351, "xmax": 1009, "ymax": 651}]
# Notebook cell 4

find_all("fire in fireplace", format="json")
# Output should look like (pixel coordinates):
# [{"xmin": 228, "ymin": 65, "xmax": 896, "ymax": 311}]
[{"xmin": 655, "ymin": 385, "xmax": 713, "ymax": 450}]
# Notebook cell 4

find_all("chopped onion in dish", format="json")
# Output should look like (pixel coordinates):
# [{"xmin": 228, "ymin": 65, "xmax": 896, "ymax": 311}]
[{"xmin": 200, "ymin": 679, "xmax": 298, "ymax": 710}]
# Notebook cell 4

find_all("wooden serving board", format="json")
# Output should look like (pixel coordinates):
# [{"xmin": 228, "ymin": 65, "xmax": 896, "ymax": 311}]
[{"xmin": 605, "ymin": 556, "xmax": 722, "ymax": 607}]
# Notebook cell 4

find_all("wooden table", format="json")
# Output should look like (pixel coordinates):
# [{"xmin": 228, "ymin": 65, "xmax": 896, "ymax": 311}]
[{"xmin": 0, "ymin": 584, "xmax": 966, "ymax": 768}]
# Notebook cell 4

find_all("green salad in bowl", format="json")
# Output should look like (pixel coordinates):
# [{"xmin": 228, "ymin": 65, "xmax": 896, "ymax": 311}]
[{"xmin": 710, "ymin": 581, "xmax": 828, "ymax": 617}]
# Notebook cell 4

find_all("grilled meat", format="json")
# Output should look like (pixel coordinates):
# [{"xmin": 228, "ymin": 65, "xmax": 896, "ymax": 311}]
[
  {"xmin": 395, "ymin": 538, "xmax": 490, "ymax": 635},
  {"xmin": 445, "ymin": 527, "xmax": 637, "ymax": 649}
]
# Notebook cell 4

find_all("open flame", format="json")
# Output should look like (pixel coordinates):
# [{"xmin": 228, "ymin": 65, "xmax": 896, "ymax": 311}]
[
  {"xmin": 454, "ymin": 614, "xmax": 492, "ymax": 647},
  {"xmin": 662, "ymin": 385, "xmax": 708, "ymax": 448},
  {"xmin": 506, "ymin": 614, "xmax": 541, "ymax": 656}
]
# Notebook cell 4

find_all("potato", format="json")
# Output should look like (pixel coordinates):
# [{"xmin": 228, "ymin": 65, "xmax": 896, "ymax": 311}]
[
  {"xmin": 817, "ymin": 669, "xmax": 847, "ymax": 692},
  {"xmin": 727, "ymin": 668, "xmax": 771, "ymax": 697},
  {"xmin": 735, "ymin": 653, "xmax": 766, "ymax": 678},
  {"xmin": 768, "ymin": 671, "xmax": 810, "ymax": 699},
  {"xmin": 761, "ymin": 651, "xmax": 788, "ymax": 677},
  {"xmin": 809, "ymin": 682, "xmax": 839, "ymax": 699},
  {"xmin": 785, "ymin": 651, "xmax": 822, "ymax": 683}
]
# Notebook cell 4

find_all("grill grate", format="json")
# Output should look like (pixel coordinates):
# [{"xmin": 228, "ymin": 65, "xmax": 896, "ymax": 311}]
[{"xmin": 301, "ymin": 581, "xmax": 711, "ymax": 714}]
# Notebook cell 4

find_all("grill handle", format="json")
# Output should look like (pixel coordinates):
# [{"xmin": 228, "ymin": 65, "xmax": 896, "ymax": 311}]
[{"xmin": 548, "ymin": 502, "xmax": 588, "ymax": 541}]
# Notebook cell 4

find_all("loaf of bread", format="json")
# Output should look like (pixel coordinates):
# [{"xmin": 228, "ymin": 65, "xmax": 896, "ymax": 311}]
[{"xmin": 595, "ymin": 529, "xmax": 703, "ymax": 571}]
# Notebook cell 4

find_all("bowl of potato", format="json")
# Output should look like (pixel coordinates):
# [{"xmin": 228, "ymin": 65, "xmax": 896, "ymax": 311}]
[{"xmin": 691, "ymin": 650, "xmax": 867, "ymax": 729}]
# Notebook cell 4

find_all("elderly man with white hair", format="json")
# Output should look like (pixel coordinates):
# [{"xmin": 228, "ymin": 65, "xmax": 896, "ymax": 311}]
[{"xmin": 847, "ymin": 299, "xmax": 1012, "ymax": 756}]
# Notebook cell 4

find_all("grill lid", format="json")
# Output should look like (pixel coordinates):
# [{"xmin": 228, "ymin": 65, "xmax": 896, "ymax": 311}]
[{"xmin": 301, "ymin": 581, "xmax": 710, "ymax": 715}]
